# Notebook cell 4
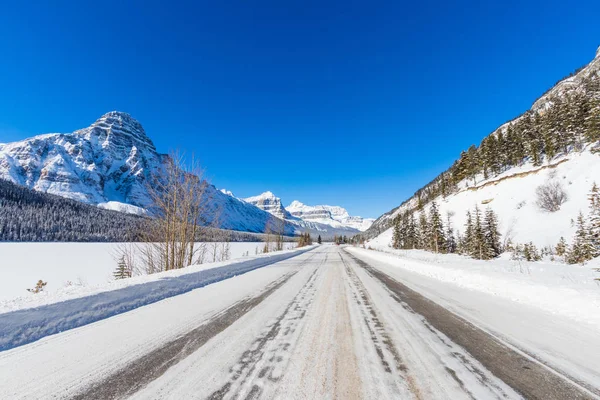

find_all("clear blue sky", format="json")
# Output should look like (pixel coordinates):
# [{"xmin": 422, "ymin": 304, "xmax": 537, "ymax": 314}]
[{"xmin": 0, "ymin": 1, "xmax": 599, "ymax": 218}]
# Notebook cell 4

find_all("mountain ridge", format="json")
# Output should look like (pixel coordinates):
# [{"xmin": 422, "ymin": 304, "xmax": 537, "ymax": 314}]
[
  {"xmin": 365, "ymin": 46, "xmax": 600, "ymax": 249},
  {"xmin": 243, "ymin": 191, "xmax": 366, "ymax": 236}
]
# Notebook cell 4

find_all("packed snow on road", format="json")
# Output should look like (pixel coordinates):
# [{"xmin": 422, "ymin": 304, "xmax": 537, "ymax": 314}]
[{"xmin": 1, "ymin": 245, "xmax": 598, "ymax": 399}]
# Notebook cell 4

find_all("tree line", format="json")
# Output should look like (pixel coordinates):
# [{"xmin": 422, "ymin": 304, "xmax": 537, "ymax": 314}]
[
  {"xmin": 0, "ymin": 178, "xmax": 144, "ymax": 242},
  {"xmin": 0, "ymin": 177, "xmax": 279, "ymax": 243},
  {"xmin": 392, "ymin": 201, "xmax": 502, "ymax": 260},
  {"xmin": 392, "ymin": 182, "xmax": 600, "ymax": 265},
  {"xmin": 560, "ymin": 183, "xmax": 600, "ymax": 264}
]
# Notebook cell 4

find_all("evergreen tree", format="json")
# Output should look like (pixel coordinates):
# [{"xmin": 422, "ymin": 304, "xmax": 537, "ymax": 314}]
[
  {"xmin": 555, "ymin": 236, "xmax": 568, "ymax": 257},
  {"xmin": 406, "ymin": 213, "xmax": 417, "ymax": 249},
  {"xmin": 113, "ymin": 256, "xmax": 131, "ymax": 280},
  {"xmin": 472, "ymin": 206, "xmax": 488, "ymax": 259},
  {"xmin": 584, "ymin": 100, "xmax": 600, "ymax": 143},
  {"xmin": 463, "ymin": 211, "xmax": 474, "ymax": 256},
  {"xmin": 496, "ymin": 129, "xmax": 508, "ymax": 172},
  {"xmin": 541, "ymin": 111, "xmax": 557, "ymax": 160},
  {"xmin": 428, "ymin": 201, "xmax": 446, "ymax": 253},
  {"xmin": 567, "ymin": 212, "xmax": 595, "ymax": 264},
  {"xmin": 465, "ymin": 145, "xmax": 480, "ymax": 184},
  {"xmin": 588, "ymin": 182, "xmax": 600, "ymax": 256},
  {"xmin": 523, "ymin": 242, "xmax": 542, "ymax": 261},
  {"xmin": 418, "ymin": 210, "xmax": 429, "ymax": 250},
  {"xmin": 483, "ymin": 208, "xmax": 502, "ymax": 258},
  {"xmin": 317, "ymin": 235, "xmax": 322, "ymax": 245},
  {"xmin": 445, "ymin": 213, "xmax": 457, "ymax": 254}
]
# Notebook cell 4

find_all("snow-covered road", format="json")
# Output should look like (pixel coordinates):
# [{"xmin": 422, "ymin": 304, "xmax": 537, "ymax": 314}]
[{"xmin": 1, "ymin": 246, "xmax": 597, "ymax": 399}]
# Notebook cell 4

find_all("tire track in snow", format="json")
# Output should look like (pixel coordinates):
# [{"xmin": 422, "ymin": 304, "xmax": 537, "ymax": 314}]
[
  {"xmin": 71, "ymin": 257, "xmax": 315, "ymax": 400},
  {"xmin": 207, "ymin": 262, "xmax": 323, "ymax": 399},
  {"xmin": 340, "ymin": 252, "xmax": 423, "ymax": 399},
  {"xmin": 345, "ymin": 249, "xmax": 598, "ymax": 400}
]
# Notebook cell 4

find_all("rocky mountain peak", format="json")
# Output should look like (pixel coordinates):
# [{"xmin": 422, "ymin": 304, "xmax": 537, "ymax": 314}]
[
  {"xmin": 244, "ymin": 191, "xmax": 291, "ymax": 219},
  {"xmin": 596, "ymin": 45, "xmax": 600, "ymax": 59},
  {"xmin": 288, "ymin": 200, "xmax": 305, "ymax": 208},
  {"xmin": 79, "ymin": 111, "xmax": 156, "ymax": 152}
]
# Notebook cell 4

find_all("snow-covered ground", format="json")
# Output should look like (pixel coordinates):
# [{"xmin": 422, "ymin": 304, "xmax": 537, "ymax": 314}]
[
  {"xmin": 0, "ymin": 245, "xmax": 596, "ymax": 398},
  {"xmin": 0, "ymin": 246, "xmax": 523, "ymax": 399},
  {"xmin": 0, "ymin": 241, "xmax": 297, "ymax": 304},
  {"xmin": 0, "ymin": 245, "xmax": 313, "ymax": 351},
  {"xmin": 346, "ymin": 246, "xmax": 600, "ymax": 388},
  {"xmin": 358, "ymin": 234, "xmax": 600, "ymax": 329}
]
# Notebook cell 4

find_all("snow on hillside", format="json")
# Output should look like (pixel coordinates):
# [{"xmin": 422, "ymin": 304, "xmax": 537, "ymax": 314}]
[
  {"xmin": 372, "ymin": 149, "xmax": 600, "ymax": 249},
  {"xmin": 97, "ymin": 201, "xmax": 147, "ymax": 216},
  {"xmin": 367, "ymin": 46, "xmax": 600, "ymax": 245}
]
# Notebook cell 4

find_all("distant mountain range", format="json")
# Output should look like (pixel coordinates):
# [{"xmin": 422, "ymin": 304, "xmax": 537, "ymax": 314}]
[
  {"xmin": 0, "ymin": 112, "xmax": 368, "ymax": 238},
  {"xmin": 285, "ymin": 200, "xmax": 374, "ymax": 231},
  {"xmin": 242, "ymin": 191, "xmax": 373, "ymax": 235}
]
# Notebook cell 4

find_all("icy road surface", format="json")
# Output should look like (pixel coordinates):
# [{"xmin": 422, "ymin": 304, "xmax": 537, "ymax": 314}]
[{"xmin": 0, "ymin": 246, "xmax": 597, "ymax": 399}]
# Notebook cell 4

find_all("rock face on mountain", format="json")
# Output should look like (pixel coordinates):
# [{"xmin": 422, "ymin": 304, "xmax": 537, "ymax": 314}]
[
  {"xmin": 286, "ymin": 201, "xmax": 374, "ymax": 231},
  {"xmin": 244, "ymin": 192, "xmax": 292, "ymax": 219},
  {"xmin": 0, "ymin": 112, "xmax": 296, "ymax": 234}
]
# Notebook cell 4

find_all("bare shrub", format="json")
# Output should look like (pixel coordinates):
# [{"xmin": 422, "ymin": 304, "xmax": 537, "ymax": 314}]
[
  {"xmin": 536, "ymin": 180, "xmax": 568, "ymax": 212},
  {"xmin": 195, "ymin": 242, "xmax": 208, "ymax": 264},
  {"xmin": 27, "ymin": 279, "xmax": 47, "ymax": 294}
]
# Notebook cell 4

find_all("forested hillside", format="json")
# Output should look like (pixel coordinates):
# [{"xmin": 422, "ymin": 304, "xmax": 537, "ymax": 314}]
[
  {"xmin": 365, "ymin": 47, "xmax": 600, "ymax": 263},
  {"xmin": 0, "ymin": 179, "xmax": 287, "ymax": 243},
  {"xmin": 0, "ymin": 179, "xmax": 145, "ymax": 241}
]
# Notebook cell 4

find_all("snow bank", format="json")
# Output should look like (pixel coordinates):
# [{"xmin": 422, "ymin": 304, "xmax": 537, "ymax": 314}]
[
  {"xmin": 0, "ymin": 245, "xmax": 316, "ymax": 351},
  {"xmin": 347, "ymin": 246, "xmax": 600, "ymax": 329}
]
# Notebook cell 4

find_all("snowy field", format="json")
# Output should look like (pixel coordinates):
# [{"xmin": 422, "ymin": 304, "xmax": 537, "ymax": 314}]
[{"xmin": 0, "ymin": 242, "xmax": 297, "ymax": 304}]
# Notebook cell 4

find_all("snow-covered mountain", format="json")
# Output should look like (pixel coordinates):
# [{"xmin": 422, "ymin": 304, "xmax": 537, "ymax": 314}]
[
  {"xmin": 366, "ymin": 46, "xmax": 600, "ymax": 249},
  {"xmin": 286, "ymin": 200, "xmax": 374, "ymax": 231},
  {"xmin": 0, "ymin": 111, "xmax": 163, "ymax": 206},
  {"xmin": 244, "ymin": 191, "xmax": 292, "ymax": 219},
  {"xmin": 243, "ymin": 192, "xmax": 365, "ymax": 236},
  {"xmin": 0, "ymin": 112, "xmax": 296, "ymax": 234}
]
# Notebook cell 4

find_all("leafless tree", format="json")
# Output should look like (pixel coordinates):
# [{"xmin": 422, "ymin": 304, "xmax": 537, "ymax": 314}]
[
  {"xmin": 218, "ymin": 229, "xmax": 231, "ymax": 261},
  {"xmin": 263, "ymin": 217, "xmax": 275, "ymax": 253},
  {"xmin": 195, "ymin": 242, "xmax": 209, "ymax": 264},
  {"xmin": 275, "ymin": 216, "xmax": 286, "ymax": 251},
  {"xmin": 536, "ymin": 180, "xmax": 568, "ymax": 212},
  {"xmin": 139, "ymin": 152, "xmax": 211, "ymax": 272}
]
